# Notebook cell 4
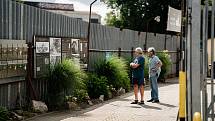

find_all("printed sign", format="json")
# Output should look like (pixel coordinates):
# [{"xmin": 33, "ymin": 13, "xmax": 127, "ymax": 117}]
[
  {"xmin": 36, "ymin": 42, "xmax": 49, "ymax": 53},
  {"xmin": 167, "ymin": 6, "xmax": 182, "ymax": 32}
]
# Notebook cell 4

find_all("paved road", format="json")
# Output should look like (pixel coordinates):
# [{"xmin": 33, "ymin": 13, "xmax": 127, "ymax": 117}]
[{"xmin": 26, "ymin": 78, "xmax": 179, "ymax": 121}]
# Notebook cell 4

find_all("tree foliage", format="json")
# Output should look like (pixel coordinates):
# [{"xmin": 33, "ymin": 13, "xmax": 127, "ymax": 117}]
[
  {"xmin": 201, "ymin": 0, "xmax": 212, "ymax": 6},
  {"xmin": 104, "ymin": 0, "xmax": 181, "ymax": 33},
  {"xmin": 105, "ymin": 11, "xmax": 122, "ymax": 28}
]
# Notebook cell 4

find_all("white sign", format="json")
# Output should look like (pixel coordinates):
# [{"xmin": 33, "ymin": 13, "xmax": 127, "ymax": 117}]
[
  {"xmin": 71, "ymin": 39, "xmax": 79, "ymax": 54},
  {"xmin": 36, "ymin": 42, "xmax": 49, "ymax": 53},
  {"xmin": 167, "ymin": 6, "xmax": 182, "ymax": 32},
  {"xmin": 50, "ymin": 38, "xmax": 61, "ymax": 56}
]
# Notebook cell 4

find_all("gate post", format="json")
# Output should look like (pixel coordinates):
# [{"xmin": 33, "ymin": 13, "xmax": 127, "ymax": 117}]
[
  {"xmin": 186, "ymin": 0, "xmax": 201, "ymax": 120},
  {"xmin": 118, "ymin": 48, "xmax": 121, "ymax": 58}
]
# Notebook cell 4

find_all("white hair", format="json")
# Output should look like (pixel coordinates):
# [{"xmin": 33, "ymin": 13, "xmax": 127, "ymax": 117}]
[
  {"xmin": 135, "ymin": 47, "xmax": 143, "ymax": 54},
  {"xmin": 147, "ymin": 47, "xmax": 156, "ymax": 52}
]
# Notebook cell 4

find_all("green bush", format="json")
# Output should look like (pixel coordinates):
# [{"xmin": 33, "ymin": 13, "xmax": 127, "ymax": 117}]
[
  {"xmin": 143, "ymin": 55, "xmax": 149, "ymax": 79},
  {"xmin": 86, "ymin": 73, "xmax": 109, "ymax": 99},
  {"xmin": 95, "ymin": 56, "xmax": 130, "ymax": 91},
  {"xmin": 73, "ymin": 89, "xmax": 88, "ymax": 103},
  {"xmin": 157, "ymin": 51, "xmax": 172, "ymax": 80},
  {"xmin": 47, "ymin": 59, "xmax": 87, "ymax": 108},
  {"xmin": 0, "ymin": 106, "xmax": 10, "ymax": 121}
]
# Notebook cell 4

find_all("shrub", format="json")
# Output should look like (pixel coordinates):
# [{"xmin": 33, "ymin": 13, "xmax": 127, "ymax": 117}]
[
  {"xmin": 95, "ymin": 56, "xmax": 130, "ymax": 91},
  {"xmin": 0, "ymin": 106, "xmax": 10, "ymax": 121},
  {"xmin": 157, "ymin": 51, "xmax": 172, "ymax": 80},
  {"xmin": 143, "ymin": 55, "xmax": 149, "ymax": 79},
  {"xmin": 47, "ymin": 59, "xmax": 87, "ymax": 108},
  {"xmin": 86, "ymin": 73, "xmax": 109, "ymax": 99},
  {"xmin": 73, "ymin": 89, "xmax": 88, "ymax": 103}
]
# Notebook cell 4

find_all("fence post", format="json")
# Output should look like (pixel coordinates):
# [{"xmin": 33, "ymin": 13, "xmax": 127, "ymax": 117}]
[
  {"xmin": 131, "ymin": 47, "xmax": 134, "ymax": 60},
  {"xmin": 118, "ymin": 48, "xmax": 121, "ymax": 58},
  {"xmin": 130, "ymin": 47, "xmax": 134, "ymax": 81},
  {"xmin": 26, "ymin": 42, "xmax": 37, "ymax": 101},
  {"xmin": 176, "ymin": 48, "xmax": 180, "ymax": 77}
]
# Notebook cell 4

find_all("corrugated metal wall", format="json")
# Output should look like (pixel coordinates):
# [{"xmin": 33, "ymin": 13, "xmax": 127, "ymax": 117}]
[
  {"xmin": 89, "ymin": 24, "xmax": 180, "ymax": 72},
  {"xmin": 0, "ymin": 0, "xmax": 88, "ymax": 41},
  {"xmin": 0, "ymin": 0, "xmax": 179, "ymax": 109}
]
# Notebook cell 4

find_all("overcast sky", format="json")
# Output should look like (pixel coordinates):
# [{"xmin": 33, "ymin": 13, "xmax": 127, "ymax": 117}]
[{"xmin": 22, "ymin": 0, "xmax": 111, "ymax": 24}]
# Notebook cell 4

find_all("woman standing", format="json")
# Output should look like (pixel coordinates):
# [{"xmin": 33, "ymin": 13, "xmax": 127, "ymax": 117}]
[{"xmin": 130, "ymin": 47, "xmax": 145, "ymax": 104}]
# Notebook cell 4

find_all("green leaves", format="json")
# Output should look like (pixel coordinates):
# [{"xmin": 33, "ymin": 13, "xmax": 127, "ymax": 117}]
[
  {"xmin": 86, "ymin": 73, "xmax": 109, "ymax": 99},
  {"xmin": 201, "ymin": 0, "xmax": 212, "ymax": 6},
  {"xmin": 0, "ymin": 106, "xmax": 10, "ymax": 121},
  {"xmin": 105, "ymin": 11, "xmax": 122, "ymax": 28},
  {"xmin": 105, "ymin": 0, "xmax": 181, "ymax": 33},
  {"xmin": 95, "ymin": 56, "xmax": 130, "ymax": 91},
  {"xmin": 47, "ymin": 59, "xmax": 87, "ymax": 108}
]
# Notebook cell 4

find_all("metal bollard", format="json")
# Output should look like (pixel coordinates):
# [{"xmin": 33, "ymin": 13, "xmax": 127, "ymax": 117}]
[
  {"xmin": 193, "ymin": 112, "xmax": 201, "ymax": 121},
  {"xmin": 179, "ymin": 71, "xmax": 186, "ymax": 120}
]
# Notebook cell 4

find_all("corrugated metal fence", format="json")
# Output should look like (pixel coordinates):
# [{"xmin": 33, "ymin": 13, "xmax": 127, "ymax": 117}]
[{"xmin": 0, "ymin": 0, "xmax": 180, "ymax": 109}]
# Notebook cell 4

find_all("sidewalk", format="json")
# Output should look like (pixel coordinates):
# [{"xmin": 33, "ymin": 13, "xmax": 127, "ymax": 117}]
[{"xmin": 25, "ymin": 78, "xmax": 179, "ymax": 121}]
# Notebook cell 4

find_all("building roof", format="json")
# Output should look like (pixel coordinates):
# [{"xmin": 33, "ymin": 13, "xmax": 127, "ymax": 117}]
[
  {"xmin": 23, "ymin": 2, "xmax": 74, "ymax": 11},
  {"xmin": 48, "ymin": 9, "xmax": 101, "ymax": 18}
]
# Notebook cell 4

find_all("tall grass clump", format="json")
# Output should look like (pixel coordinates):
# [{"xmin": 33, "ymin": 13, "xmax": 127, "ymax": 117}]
[
  {"xmin": 47, "ymin": 59, "xmax": 87, "ymax": 109},
  {"xmin": 95, "ymin": 56, "xmax": 130, "ymax": 91},
  {"xmin": 0, "ymin": 106, "xmax": 10, "ymax": 121},
  {"xmin": 86, "ymin": 73, "xmax": 109, "ymax": 99}
]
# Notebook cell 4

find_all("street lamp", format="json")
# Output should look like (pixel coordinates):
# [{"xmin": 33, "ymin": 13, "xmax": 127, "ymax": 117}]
[
  {"xmin": 87, "ymin": 0, "xmax": 105, "ymax": 71},
  {"xmin": 87, "ymin": 0, "xmax": 98, "ymax": 71},
  {"xmin": 144, "ymin": 16, "xmax": 160, "ymax": 51}
]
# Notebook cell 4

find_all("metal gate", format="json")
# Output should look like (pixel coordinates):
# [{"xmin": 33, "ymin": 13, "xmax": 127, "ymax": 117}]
[
  {"xmin": 200, "ymin": 0, "xmax": 215, "ymax": 121},
  {"xmin": 183, "ymin": 0, "xmax": 215, "ymax": 120}
]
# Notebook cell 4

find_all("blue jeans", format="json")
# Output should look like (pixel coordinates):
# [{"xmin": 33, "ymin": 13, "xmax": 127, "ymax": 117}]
[{"xmin": 150, "ymin": 76, "xmax": 159, "ymax": 100}]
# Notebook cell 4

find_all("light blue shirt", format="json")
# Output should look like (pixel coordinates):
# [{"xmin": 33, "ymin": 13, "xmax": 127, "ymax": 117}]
[{"xmin": 149, "ymin": 55, "xmax": 161, "ymax": 77}]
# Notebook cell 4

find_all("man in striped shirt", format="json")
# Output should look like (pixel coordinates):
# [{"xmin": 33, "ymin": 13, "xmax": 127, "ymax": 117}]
[{"xmin": 147, "ymin": 47, "xmax": 162, "ymax": 103}]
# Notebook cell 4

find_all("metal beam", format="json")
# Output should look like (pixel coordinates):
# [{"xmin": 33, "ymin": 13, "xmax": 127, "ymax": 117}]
[
  {"xmin": 202, "ymin": 1, "xmax": 209, "ymax": 121},
  {"xmin": 211, "ymin": 0, "xmax": 215, "ymax": 119},
  {"xmin": 187, "ymin": 0, "xmax": 201, "ymax": 120}
]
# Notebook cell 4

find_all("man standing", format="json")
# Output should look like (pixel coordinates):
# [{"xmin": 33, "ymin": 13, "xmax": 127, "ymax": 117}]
[
  {"xmin": 130, "ymin": 47, "xmax": 145, "ymax": 104},
  {"xmin": 147, "ymin": 47, "xmax": 162, "ymax": 103}
]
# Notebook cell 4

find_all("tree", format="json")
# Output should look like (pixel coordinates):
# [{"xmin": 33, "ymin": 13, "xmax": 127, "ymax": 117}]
[
  {"xmin": 105, "ymin": 11, "xmax": 122, "ymax": 28},
  {"xmin": 104, "ymin": 0, "xmax": 181, "ymax": 33},
  {"xmin": 201, "ymin": 0, "xmax": 212, "ymax": 6}
]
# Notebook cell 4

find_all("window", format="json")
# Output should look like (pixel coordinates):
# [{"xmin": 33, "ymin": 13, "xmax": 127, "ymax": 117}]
[
  {"xmin": 90, "ymin": 18, "xmax": 99, "ymax": 24},
  {"xmin": 76, "ymin": 18, "xmax": 83, "ymax": 21}
]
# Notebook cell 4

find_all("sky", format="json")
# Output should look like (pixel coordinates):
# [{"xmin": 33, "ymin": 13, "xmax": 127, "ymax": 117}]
[{"xmin": 22, "ymin": 0, "xmax": 111, "ymax": 24}]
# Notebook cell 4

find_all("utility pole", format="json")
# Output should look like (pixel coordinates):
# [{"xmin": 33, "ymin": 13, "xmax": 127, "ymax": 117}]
[{"xmin": 186, "ymin": 0, "xmax": 201, "ymax": 120}]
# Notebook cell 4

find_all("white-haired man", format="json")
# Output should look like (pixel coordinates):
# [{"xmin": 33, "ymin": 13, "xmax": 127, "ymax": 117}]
[
  {"xmin": 130, "ymin": 47, "xmax": 145, "ymax": 104},
  {"xmin": 147, "ymin": 47, "xmax": 162, "ymax": 103}
]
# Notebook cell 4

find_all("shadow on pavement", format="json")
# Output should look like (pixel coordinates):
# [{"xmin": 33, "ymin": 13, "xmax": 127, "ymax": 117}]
[
  {"xmin": 128, "ymin": 105, "xmax": 142, "ymax": 108},
  {"xmin": 139, "ymin": 104, "xmax": 162, "ymax": 110},
  {"xmin": 157, "ymin": 102, "xmax": 177, "ymax": 108}
]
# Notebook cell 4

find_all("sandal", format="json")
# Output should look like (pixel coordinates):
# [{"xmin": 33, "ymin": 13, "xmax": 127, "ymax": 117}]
[{"xmin": 131, "ymin": 100, "xmax": 138, "ymax": 104}]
